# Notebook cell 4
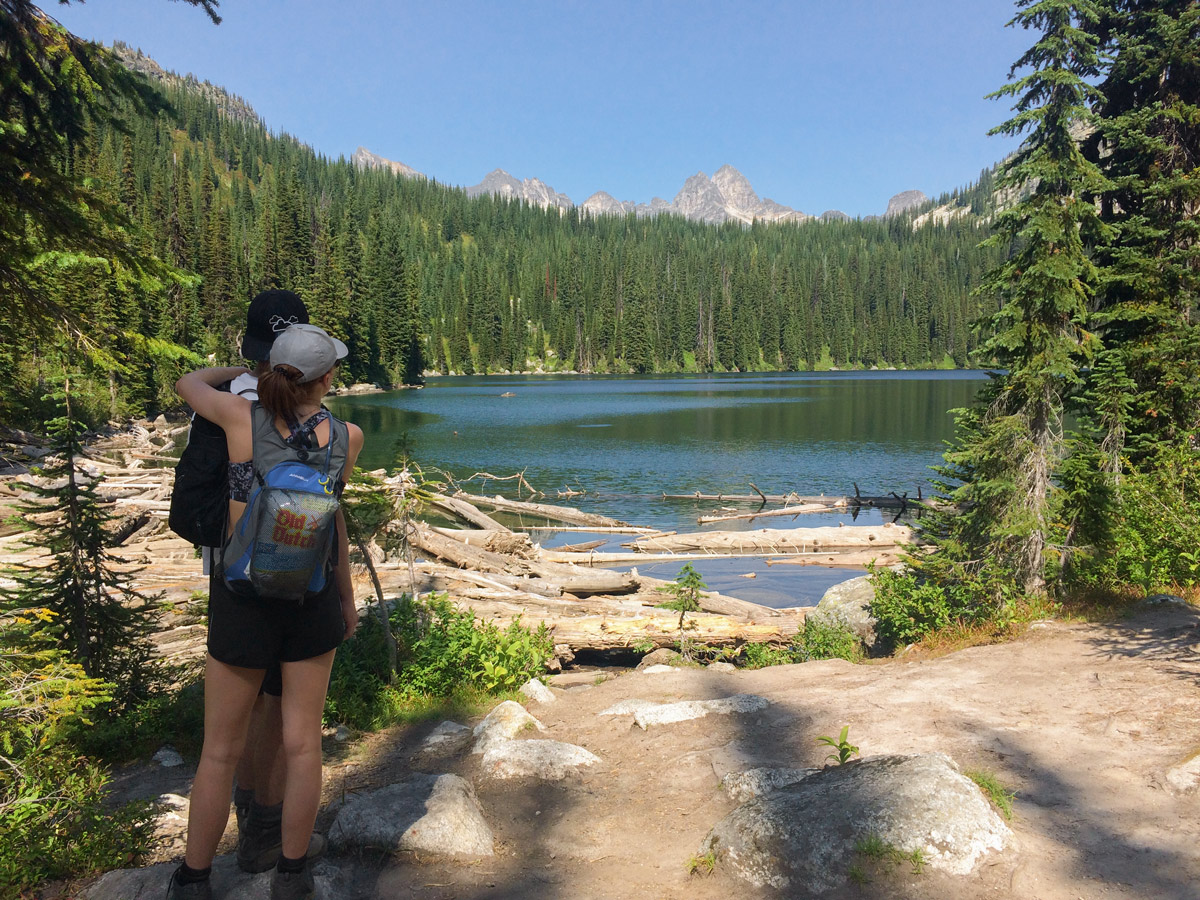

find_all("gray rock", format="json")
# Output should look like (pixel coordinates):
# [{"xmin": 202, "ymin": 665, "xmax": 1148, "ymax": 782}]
[
  {"xmin": 885, "ymin": 189, "xmax": 930, "ymax": 217},
  {"xmin": 721, "ymin": 767, "xmax": 818, "ymax": 802},
  {"xmin": 640, "ymin": 664, "xmax": 678, "ymax": 674},
  {"xmin": 707, "ymin": 661, "xmax": 737, "ymax": 673},
  {"xmin": 701, "ymin": 753, "xmax": 1010, "ymax": 892},
  {"xmin": 334, "ymin": 725, "xmax": 351, "ymax": 743},
  {"xmin": 629, "ymin": 694, "xmax": 770, "ymax": 729},
  {"xmin": 329, "ymin": 773, "xmax": 493, "ymax": 857},
  {"xmin": 153, "ymin": 745, "xmax": 184, "ymax": 767},
  {"xmin": 598, "ymin": 698, "xmax": 662, "ymax": 717},
  {"xmin": 480, "ymin": 739, "xmax": 601, "ymax": 780},
  {"xmin": 352, "ymin": 146, "xmax": 423, "ymax": 179},
  {"xmin": 637, "ymin": 647, "xmax": 681, "ymax": 669},
  {"xmin": 466, "ymin": 168, "xmax": 572, "ymax": 212},
  {"xmin": 419, "ymin": 720, "xmax": 473, "ymax": 757},
  {"xmin": 83, "ymin": 856, "xmax": 345, "ymax": 899},
  {"xmin": 472, "ymin": 700, "xmax": 544, "ymax": 754},
  {"xmin": 519, "ymin": 678, "xmax": 556, "ymax": 704},
  {"xmin": 1165, "ymin": 753, "xmax": 1200, "ymax": 793},
  {"xmin": 1143, "ymin": 593, "xmax": 1188, "ymax": 606},
  {"xmin": 811, "ymin": 575, "xmax": 878, "ymax": 648}
]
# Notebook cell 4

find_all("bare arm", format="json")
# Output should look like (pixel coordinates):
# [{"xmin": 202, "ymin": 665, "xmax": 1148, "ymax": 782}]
[
  {"xmin": 334, "ymin": 423, "xmax": 366, "ymax": 639},
  {"xmin": 176, "ymin": 366, "xmax": 253, "ymax": 433}
]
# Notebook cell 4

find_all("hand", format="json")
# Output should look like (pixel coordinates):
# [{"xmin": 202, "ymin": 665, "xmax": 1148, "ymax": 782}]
[{"xmin": 341, "ymin": 596, "xmax": 359, "ymax": 640}]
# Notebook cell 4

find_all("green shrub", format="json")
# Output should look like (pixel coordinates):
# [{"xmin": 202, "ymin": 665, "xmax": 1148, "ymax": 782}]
[
  {"xmin": 0, "ymin": 645, "xmax": 154, "ymax": 893},
  {"xmin": 739, "ymin": 641, "xmax": 800, "ymax": 668},
  {"xmin": 71, "ymin": 677, "xmax": 206, "ymax": 762},
  {"xmin": 1080, "ymin": 444, "xmax": 1200, "ymax": 593},
  {"xmin": 326, "ymin": 594, "xmax": 553, "ymax": 731},
  {"xmin": 795, "ymin": 613, "xmax": 865, "ymax": 662},
  {"xmin": 0, "ymin": 750, "xmax": 153, "ymax": 891},
  {"xmin": 870, "ymin": 569, "xmax": 953, "ymax": 652}
]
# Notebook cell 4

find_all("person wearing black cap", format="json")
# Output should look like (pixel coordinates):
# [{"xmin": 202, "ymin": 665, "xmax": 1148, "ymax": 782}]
[
  {"xmin": 172, "ymin": 322, "xmax": 362, "ymax": 900},
  {"xmin": 175, "ymin": 290, "xmax": 312, "ymax": 857},
  {"xmin": 228, "ymin": 291, "xmax": 316, "ymax": 875}
]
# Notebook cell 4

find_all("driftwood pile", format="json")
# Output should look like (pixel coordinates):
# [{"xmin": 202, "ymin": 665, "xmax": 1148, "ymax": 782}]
[{"xmin": 0, "ymin": 418, "xmax": 917, "ymax": 670}]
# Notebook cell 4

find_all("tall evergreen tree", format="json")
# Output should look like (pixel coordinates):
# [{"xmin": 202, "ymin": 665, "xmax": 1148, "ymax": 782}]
[
  {"xmin": 0, "ymin": 383, "xmax": 165, "ymax": 712},
  {"xmin": 927, "ymin": 0, "xmax": 1106, "ymax": 597}
]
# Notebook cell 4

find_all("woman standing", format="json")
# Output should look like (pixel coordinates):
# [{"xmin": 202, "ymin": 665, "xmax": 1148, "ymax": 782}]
[{"xmin": 170, "ymin": 324, "xmax": 363, "ymax": 900}]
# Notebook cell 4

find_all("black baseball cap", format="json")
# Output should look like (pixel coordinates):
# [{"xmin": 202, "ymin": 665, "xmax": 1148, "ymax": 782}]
[{"xmin": 240, "ymin": 289, "xmax": 309, "ymax": 361}]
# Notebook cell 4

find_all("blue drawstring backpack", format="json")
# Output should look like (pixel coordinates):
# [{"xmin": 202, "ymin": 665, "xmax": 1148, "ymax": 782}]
[{"xmin": 222, "ymin": 403, "xmax": 349, "ymax": 600}]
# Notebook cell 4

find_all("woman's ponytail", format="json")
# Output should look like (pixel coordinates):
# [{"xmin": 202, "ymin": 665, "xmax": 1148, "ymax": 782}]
[{"xmin": 257, "ymin": 364, "xmax": 309, "ymax": 420}]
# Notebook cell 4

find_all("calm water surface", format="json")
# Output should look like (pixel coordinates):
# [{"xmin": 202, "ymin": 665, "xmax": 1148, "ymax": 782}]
[{"xmin": 329, "ymin": 371, "xmax": 986, "ymax": 606}]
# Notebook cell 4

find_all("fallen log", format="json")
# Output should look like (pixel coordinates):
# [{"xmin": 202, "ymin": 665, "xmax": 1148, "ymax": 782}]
[
  {"xmin": 546, "ymin": 612, "xmax": 801, "ymax": 653},
  {"xmin": 427, "ymin": 494, "xmax": 509, "ymax": 531},
  {"xmin": 551, "ymin": 538, "xmax": 607, "ymax": 553},
  {"xmin": 453, "ymin": 491, "xmax": 628, "ymax": 528},
  {"xmin": 429, "ymin": 526, "xmax": 537, "ymax": 557},
  {"xmin": 543, "ymin": 548, "xmax": 893, "ymax": 568},
  {"xmin": 624, "ymin": 523, "xmax": 913, "ymax": 555},
  {"xmin": 408, "ymin": 522, "xmax": 637, "ymax": 596},
  {"xmin": 697, "ymin": 502, "xmax": 834, "ymax": 525},
  {"xmin": 765, "ymin": 548, "xmax": 905, "ymax": 567}
]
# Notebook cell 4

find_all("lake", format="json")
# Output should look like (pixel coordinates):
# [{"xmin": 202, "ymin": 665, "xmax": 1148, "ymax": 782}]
[{"xmin": 328, "ymin": 371, "xmax": 987, "ymax": 607}]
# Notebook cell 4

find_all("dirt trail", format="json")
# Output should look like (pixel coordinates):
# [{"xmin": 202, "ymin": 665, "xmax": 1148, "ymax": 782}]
[{"xmin": 107, "ymin": 602, "xmax": 1200, "ymax": 899}]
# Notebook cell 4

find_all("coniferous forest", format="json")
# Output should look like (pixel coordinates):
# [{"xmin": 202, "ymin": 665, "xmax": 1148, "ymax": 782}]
[{"xmin": 2, "ymin": 37, "xmax": 1006, "ymax": 428}]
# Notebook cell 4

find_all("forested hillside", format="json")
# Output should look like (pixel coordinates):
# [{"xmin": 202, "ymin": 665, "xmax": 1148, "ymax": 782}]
[{"xmin": 2, "ymin": 43, "xmax": 1003, "ymax": 426}]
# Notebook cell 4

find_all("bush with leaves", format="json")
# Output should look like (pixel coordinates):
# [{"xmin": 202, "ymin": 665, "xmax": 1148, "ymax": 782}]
[
  {"xmin": 0, "ymin": 635, "xmax": 154, "ymax": 893},
  {"xmin": 1079, "ymin": 442, "xmax": 1200, "ymax": 594},
  {"xmin": 794, "ymin": 612, "xmax": 866, "ymax": 663},
  {"xmin": 326, "ymin": 594, "xmax": 552, "ymax": 731}
]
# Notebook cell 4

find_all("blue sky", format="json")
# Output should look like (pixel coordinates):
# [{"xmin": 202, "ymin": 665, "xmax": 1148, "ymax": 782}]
[{"xmin": 52, "ymin": 0, "xmax": 1033, "ymax": 218}]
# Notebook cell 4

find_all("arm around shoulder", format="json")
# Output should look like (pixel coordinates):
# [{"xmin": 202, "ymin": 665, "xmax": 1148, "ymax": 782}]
[{"xmin": 176, "ymin": 366, "xmax": 252, "ymax": 427}]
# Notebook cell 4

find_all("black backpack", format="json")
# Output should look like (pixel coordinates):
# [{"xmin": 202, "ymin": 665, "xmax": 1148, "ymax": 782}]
[{"xmin": 169, "ymin": 381, "xmax": 236, "ymax": 547}]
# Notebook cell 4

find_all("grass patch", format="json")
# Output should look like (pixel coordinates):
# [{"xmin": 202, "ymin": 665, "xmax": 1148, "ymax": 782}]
[
  {"xmin": 966, "ymin": 769, "xmax": 1016, "ymax": 820},
  {"xmin": 686, "ymin": 850, "xmax": 716, "ymax": 875},
  {"xmin": 854, "ymin": 833, "xmax": 925, "ymax": 875}
]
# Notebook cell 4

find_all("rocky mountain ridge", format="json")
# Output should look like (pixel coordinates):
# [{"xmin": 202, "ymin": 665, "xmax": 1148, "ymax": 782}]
[
  {"xmin": 112, "ymin": 43, "xmax": 262, "ymax": 128},
  {"xmin": 111, "ymin": 46, "xmax": 934, "ymax": 227},
  {"xmin": 353, "ymin": 149, "xmax": 930, "ymax": 225}
]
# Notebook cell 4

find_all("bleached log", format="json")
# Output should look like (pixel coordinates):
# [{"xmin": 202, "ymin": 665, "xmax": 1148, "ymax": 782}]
[
  {"xmin": 408, "ymin": 522, "xmax": 636, "ymax": 596},
  {"xmin": 625, "ymin": 523, "xmax": 913, "ymax": 554},
  {"xmin": 697, "ymin": 502, "xmax": 835, "ymax": 525},
  {"xmin": 427, "ymin": 494, "xmax": 510, "ymax": 531},
  {"xmin": 453, "ymin": 491, "xmax": 628, "ymax": 528}
]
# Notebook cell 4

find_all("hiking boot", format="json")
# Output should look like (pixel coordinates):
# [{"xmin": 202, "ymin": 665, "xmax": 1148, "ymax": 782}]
[
  {"xmin": 166, "ymin": 866, "xmax": 212, "ymax": 900},
  {"xmin": 238, "ymin": 801, "xmax": 328, "ymax": 873},
  {"xmin": 270, "ymin": 862, "xmax": 314, "ymax": 900},
  {"xmin": 233, "ymin": 785, "xmax": 254, "ymax": 833},
  {"xmin": 237, "ymin": 801, "xmax": 283, "ymax": 873}
]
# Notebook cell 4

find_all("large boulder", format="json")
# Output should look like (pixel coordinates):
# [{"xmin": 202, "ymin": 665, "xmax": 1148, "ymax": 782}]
[
  {"xmin": 417, "ymin": 720, "xmax": 473, "ymax": 759},
  {"xmin": 328, "ymin": 773, "xmax": 494, "ymax": 857},
  {"xmin": 599, "ymin": 694, "xmax": 769, "ymax": 729},
  {"xmin": 810, "ymin": 575, "xmax": 877, "ymax": 649},
  {"xmin": 472, "ymin": 700, "xmax": 545, "ymax": 754},
  {"xmin": 480, "ymin": 739, "xmax": 601, "ymax": 780},
  {"xmin": 701, "ymin": 753, "xmax": 1010, "ymax": 892}
]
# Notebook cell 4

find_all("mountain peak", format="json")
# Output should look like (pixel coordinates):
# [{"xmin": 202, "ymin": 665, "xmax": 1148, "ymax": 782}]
[{"xmin": 352, "ymin": 147, "xmax": 423, "ymax": 179}]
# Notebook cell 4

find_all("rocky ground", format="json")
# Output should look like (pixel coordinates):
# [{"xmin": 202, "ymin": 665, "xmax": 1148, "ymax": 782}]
[{"xmin": 79, "ymin": 598, "xmax": 1200, "ymax": 900}]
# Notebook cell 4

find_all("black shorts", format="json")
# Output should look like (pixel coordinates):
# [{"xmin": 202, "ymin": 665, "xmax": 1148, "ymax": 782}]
[{"xmin": 207, "ymin": 572, "xmax": 345, "ymax": 675}]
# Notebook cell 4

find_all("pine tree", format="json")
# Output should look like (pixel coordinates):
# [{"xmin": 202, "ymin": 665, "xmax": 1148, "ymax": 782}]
[
  {"xmin": 1086, "ymin": 0, "xmax": 1200, "ymax": 463},
  {"xmin": 926, "ymin": 0, "xmax": 1106, "ymax": 597},
  {"xmin": 0, "ymin": 382, "xmax": 165, "ymax": 712}
]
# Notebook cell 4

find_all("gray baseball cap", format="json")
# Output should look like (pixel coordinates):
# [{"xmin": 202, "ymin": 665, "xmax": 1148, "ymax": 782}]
[{"xmin": 269, "ymin": 324, "xmax": 348, "ymax": 383}]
